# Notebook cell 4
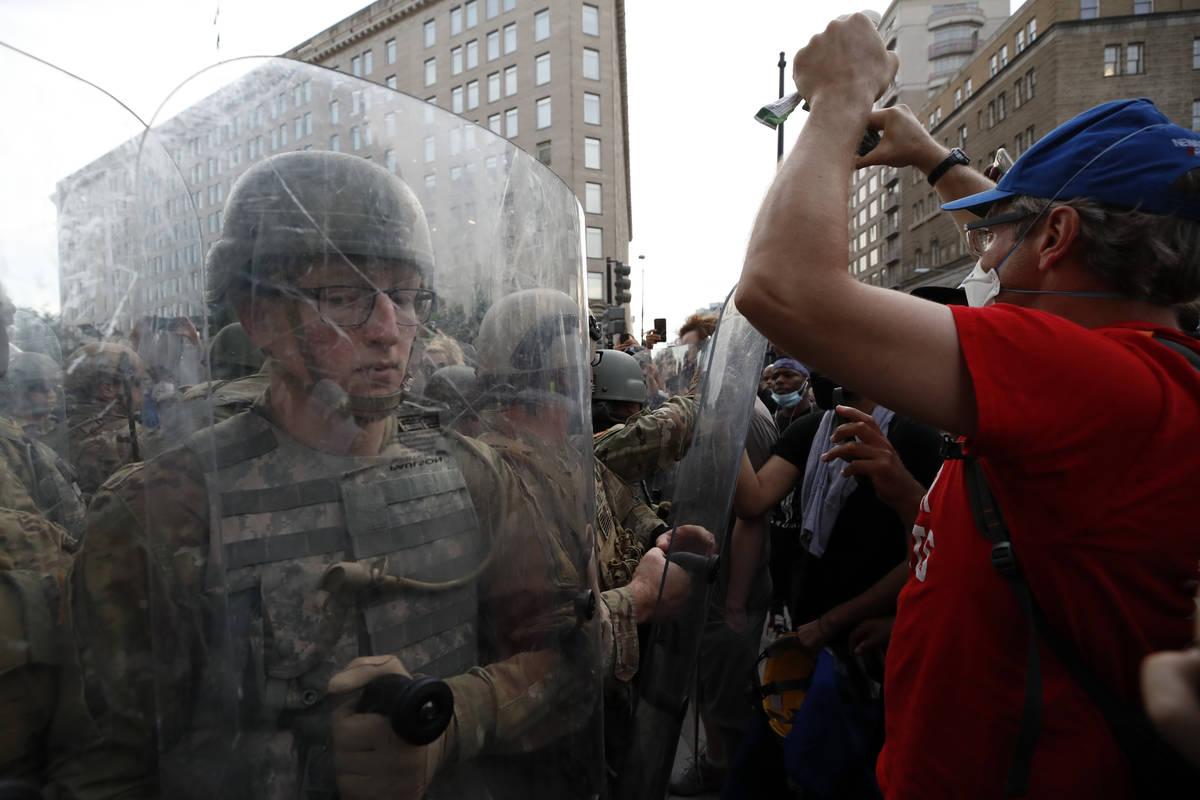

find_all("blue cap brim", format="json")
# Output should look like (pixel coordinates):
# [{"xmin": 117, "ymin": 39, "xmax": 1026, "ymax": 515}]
[{"xmin": 940, "ymin": 186, "xmax": 1014, "ymax": 217}]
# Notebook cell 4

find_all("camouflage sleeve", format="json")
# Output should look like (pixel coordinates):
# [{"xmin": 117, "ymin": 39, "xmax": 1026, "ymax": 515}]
[
  {"xmin": 446, "ymin": 432, "xmax": 597, "ymax": 760},
  {"xmin": 594, "ymin": 394, "xmax": 699, "ymax": 483},
  {"xmin": 67, "ymin": 448, "xmax": 210, "ymax": 799},
  {"xmin": 600, "ymin": 586, "xmax": 639, "ymax": 683},
  {"xmin": 0, "ymin": 434, "xmax": 45, "ymax": 517}
]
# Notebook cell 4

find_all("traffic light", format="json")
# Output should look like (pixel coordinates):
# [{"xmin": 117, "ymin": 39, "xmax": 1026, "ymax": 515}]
[{"xmin": 612, "ymin": 261, "xmax": 632, "ymax": 305}]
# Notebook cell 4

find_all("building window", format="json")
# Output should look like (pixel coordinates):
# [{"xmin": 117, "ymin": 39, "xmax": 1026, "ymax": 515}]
[
  {"xmin": 352, "ymin": 55, "xmax": 362, "ymax": 76},
  {"xmin": 585, "ymin": 136, "xmax": 601, "ymax": 169},
  {"xmin": 505, "ymin": 65, "xmax": 517, "ymax": 95},
  {"xmin": 958, "ymin": 124, "xmax": 967, "ymax": 148},
  {"xmin": 387, "ymin": 38, "xmax": 396, "ymax": 64},
  {"xmin": 989, "ymin": 53, "xmax": 997, "ymax": 77},
  {"xmin": 452, "ymin": 86, "xmax": 464, "ymax": 113},
  {"xmin": 954, "ymin": 87, "xmax": 962, "ymax": 108},
  {"xmin": 965, "ymin": 77, "xmax": 972, "ymax": 98},
  {"xmin": 505, "ymin": 107, "xmax": 518, "ymax": 136},
  {"xmin": 487, "ymin": 113, "xmax": 501, "ymax": 134},
  {"xmin": 327, "ymin": 134, "xmax": 339, "ymax": 154},
  {"xmin": 987, "ymin": 100, "xmax": 995, "ymax": 128},
  {"xmin": 587, "ymin": 271, "xmax": 604, "ymax": 301},
  {"xmin": 585, "ymin": 182, "xmax": 601, "ymax": 214},
  {"xmin": 425, "ymin": 19, "xmax": 436, "ymax": 47},
  {"xmin": 467, "ymin": 39, "xmax": 479, "ymax": 69},
  {"xmin": 997, "ymin": 92, "xmax": 1006, "ymax": 121},
  {"xmin": 1016, "ymin": 29, "xmax": 1025, "ymax": 53},
  {"xmin": 999, "ymin": 44, "xmax": 1007, "ymax": 69},
  {"xmin": 330, "ymin": 99, "xmax": 339, "ymax": 123},
  {"xmin": 536, "ymin": 140, "xmax": 551, "ymax": 165},
  {"xmin": 536, "ymin": 52, "xmax": 551, "ymax": 85},
  {"xmin": 425, "ymin": 57, "xmax": 437, "ymax": 86},
  {"xmin": 1192, "ymin": 99, "xmax": 1200, "ymax": 130},
  {"xmin": 364, "ymin": 49, "xmax": 373, "ymax": 74},
  {"xmin": 536, "ymin": 96, "xmax": 551, "ymax": 129},
  {"xmin": 1026, "ymin": 69, "xmax": 1036, "ymax": 98},
  {"xmin": 504, "ymin": 23, "xmax": 517, "ymax": 54},
  {"xmin": 583, "ymin": 48, "xmax": 600, "ymax": 80},
  {"xmin": 1028, "ymin": 18, "xmax": 1036, "ymax": 41},
  {"xmin": 1126, "ymin": 42, "xmax": 1144, "ymax": 75},
  {"xmin": 487, "ymin": 30, "xmax": 500, "ymax": 60},
  {"xmin": 583, "ymin": 92, "xmax": 600, "ymax": 125},
  {"xmin": 1015, "ymin": 79, "xmax": 1024, "ymax": 107},
  {"xmin": 385, "ymin": 150, "xmax": 396, "ymax": 174},
  {"xmin": 488, "ymin": 71, "xmax": 500, "ymax": 101},
  {"xmin": 304, "ymin": 112, "xmax": 312, "ymax": 135},
  {"xmin": 504, "ymin": 0, "xmax": 515, "ymax": 11},
  {"xmin": 583, "ymin": 4, "xmax": 599, "ymax": 36},
  {"xmin": 1134, "ymin": 0, "xmax": 1152, "ymax": 13},
  {"xmin": 352, "ymin": 126, "xmax": 361, "ymax": 151},
  {"xmin": 1080, "ymin": 0, "xmax": 1098, "ymax": 19},
  {"xmin": 535, "ymin": 9, "xmax": 550, "ymax": 41},
  {"xmin": 487, "ymin": 0, "xmax": 499, "ymax": 19},
  {"xmin": 1194, "ymin": 38, "xmax": 1200, "ymax": 69},
  {"xmin": 1026, "ymin": 124, "xmax": 1036, "ymax": 146},
  {"xmin": 424, "ymin": 135, "xmax": 435, "ymax": 162},
  {"xmin": 452, "ymin": 46, "xmax": 463, "ymax": 75},
  {"xmin": 451, "ymin": 6, "xmax": 463, "ymax": 35},
  {"xmin": 1104, "ymin": 45, "xmax": 1121, "ymax": 77},
  {"xmin": 386, "ymin": 75, "xmax": 397, "ymax": 90},
  {"xmin": 466, "ymin": 0, "xmax": 478, "ymax": 28},
  {"xmin": 586, "ymin": 226, "xmax": 602, "ymax": 259},
  {"xmin": 467, "ymin": 80, "xmax": 479, "ymax": 109}
]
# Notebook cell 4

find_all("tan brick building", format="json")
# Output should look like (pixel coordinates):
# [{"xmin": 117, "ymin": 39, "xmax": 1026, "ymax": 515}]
[
  {"xmin": 285, "ymin": 0, "xmax": 631, "ymax": 314},
  {"xmin": 901, "ymin": 0, "xmax": 1200, "ymax": 291}
]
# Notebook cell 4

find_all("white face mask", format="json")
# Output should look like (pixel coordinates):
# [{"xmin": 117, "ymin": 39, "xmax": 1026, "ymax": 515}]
[{"xmin": 958, "ymin": 259, "xmax": 1001, "ymax": 308}]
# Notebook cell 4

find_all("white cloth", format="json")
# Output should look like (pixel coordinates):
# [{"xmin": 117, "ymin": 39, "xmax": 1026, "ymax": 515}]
[{"xmin": 799, "ymin": 405, "xmax": 895, "ymax": 557}]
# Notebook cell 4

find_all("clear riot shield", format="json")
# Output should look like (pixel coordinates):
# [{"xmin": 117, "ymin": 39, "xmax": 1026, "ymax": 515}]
[
  {"xmin": 615, "ymin": 289, "xmax": 768, "ymax": 800},
  {"xmin": 5, "ymin": 311, "xmax": 68, "ymax": 460},
  {"xmin": 43, "ymin": 56, "xmax": 605, "ymax": 800},
  {"xmin": 634, "ymin": 340, "xmax": 705, "ymax": 515}
]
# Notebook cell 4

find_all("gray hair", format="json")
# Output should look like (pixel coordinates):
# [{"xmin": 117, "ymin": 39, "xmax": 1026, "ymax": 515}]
[{"xmin": 1005, "ymin": 195, "xmax": 1200, "ymax": 306}]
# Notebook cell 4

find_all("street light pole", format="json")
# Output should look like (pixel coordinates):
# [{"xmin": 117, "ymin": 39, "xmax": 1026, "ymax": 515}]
[
  {"xmin": 777, "ymin": 51, "xmax": 787, "ymax": 164},
  {"xmin": 637, "ymin": 254, "xmax": 646, "ymax": 344}
]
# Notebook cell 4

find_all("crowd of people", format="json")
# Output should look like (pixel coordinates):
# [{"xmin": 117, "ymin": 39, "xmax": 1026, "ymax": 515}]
[{"xmin": 3, "ymin": 10, "xmax": 1200, "ymax": 800}]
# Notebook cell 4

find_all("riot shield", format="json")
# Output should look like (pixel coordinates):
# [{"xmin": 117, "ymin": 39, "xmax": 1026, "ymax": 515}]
[
  {"xmin": 615, "ymin": 288, "xmax": 768, "ymax": 800},
  {"xmin": 34, "ymin": 55, "xmax": 604, "ymax": 799}
]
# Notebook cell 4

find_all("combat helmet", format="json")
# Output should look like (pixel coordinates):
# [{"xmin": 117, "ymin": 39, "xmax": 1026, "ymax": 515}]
[
  {"xmin": 64, "ymin": 342, "xmax": 147, "ymax": 404},
  {"xmin": 206, "ymin": 150, "xmax": 435, "ymax": 416},
  {"xmin": 474, "ymin": 288, "xmax": 586, "ymax": 405},
  {"xmin": 591, "ymin": 348, "xmax": 646, "ymax": 431},
  {"xmin": 2, "ymin": 350, "xmax": 61, "ymax": 419},
  {"xmin": 208, "ymin": 322, "xmax": 265, "ymax": 381}
]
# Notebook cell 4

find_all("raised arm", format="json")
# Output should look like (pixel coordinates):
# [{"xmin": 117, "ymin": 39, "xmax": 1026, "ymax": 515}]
[{"xmin": 736, "ymin": 13, "xmax": 983, "ymax": 437}]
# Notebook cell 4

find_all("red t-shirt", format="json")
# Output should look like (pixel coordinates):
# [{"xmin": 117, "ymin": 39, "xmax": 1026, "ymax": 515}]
[{"xmin": 877, "ymin": 304, "xmax": 1200, "ymax": 800}]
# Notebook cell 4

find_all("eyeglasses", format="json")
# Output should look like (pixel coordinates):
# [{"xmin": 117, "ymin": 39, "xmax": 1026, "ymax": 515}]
[
  {"xmin": 963, "ymin": 210, "xmax": 1033, "ymax": 259},
  {"xmin": 298, "ymin": 286, "xmax": 437, "ymax": 327}
]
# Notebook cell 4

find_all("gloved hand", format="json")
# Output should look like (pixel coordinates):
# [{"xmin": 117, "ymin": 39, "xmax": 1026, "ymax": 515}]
[{"xmin": 329, "ymin": 655, "xmax": 455, "ymax": 800}]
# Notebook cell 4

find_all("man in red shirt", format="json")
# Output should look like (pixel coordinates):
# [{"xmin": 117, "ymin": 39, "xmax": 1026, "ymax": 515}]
[{"xmin": 735, "ymin": 13, "xmax": 1200, "ymax": 799}]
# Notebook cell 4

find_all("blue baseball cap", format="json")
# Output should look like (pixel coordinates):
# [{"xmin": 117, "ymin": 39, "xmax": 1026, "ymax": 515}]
[{"xmin": 942, "ymin": 98, "xmax": 1200, "ymax": 220}]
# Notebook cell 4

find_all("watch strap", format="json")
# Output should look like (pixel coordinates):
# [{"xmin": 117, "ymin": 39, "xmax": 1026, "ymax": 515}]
[{"xmin": 927, "ymin": 148, "xmax": 969, "ymax": 187}]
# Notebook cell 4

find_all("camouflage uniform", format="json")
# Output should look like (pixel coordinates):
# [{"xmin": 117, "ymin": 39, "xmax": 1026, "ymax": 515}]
[
  {"xmin": 593, "ymin": 394, "xmax": 698, "ymax": 484},
  {"xmin": 0, "ymin": 415, "xmax": 86, "ymax": 547},
  {"xmin": 0, "ymin": 507, "xmax": 95, "ymax": 791},
  {"xmin": 143, "ymin": 371, "xmax": 267, "ymax": 456},
  {"xmin": 71, "ymin": 393, "xmax": 593, "ymax": 799}
]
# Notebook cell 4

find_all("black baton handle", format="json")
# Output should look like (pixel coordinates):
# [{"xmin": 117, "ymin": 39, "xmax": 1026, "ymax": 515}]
[
  {"xmin": 355, "ymin": 673, "xmax": 454, "ymax": 746},
  {"xmin": 668, "ymin": 551, "xmax": 720, "ymax": 583}
]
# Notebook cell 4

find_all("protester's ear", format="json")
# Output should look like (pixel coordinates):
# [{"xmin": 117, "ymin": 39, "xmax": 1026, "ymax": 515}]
[{"xmin": 1033, "ymin": 205, "xmax": 1081, "ymax": 274}]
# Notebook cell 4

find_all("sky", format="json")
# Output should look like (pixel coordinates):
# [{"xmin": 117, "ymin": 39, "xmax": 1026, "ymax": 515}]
[{"xmin": 0, "ymin": 0, "xmax": 1013, "ymax": 333}]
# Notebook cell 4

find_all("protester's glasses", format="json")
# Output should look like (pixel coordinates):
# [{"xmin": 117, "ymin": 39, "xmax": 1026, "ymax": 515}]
[
  {"xmin": 298, "ymin": 286, "xmax": 437, "ymax": 327},
  {"xmin": 963, "ymin": 211, "xmax": 1033, "ymax": 260}
]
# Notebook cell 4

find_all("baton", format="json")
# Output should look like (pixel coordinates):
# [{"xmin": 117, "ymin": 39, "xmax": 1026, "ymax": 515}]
[{"xmin": 355, "ymin": 673, "xmax": 455, "ymax": 746}]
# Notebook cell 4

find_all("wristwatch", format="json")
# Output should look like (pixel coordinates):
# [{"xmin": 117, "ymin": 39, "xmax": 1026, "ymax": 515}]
[{"xmin": 927, "ymin": 147, "xmax": 970, "ymax": 187}]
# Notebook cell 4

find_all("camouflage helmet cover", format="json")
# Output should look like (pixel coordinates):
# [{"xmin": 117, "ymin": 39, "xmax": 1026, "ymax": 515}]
[
  {"xmin": 64, "ymin": 342, "xmax": 147, "ymax": 398},
  {"xmin": 474, "ymin": 289, "xmax": 584, "ymax": 395},
  {"xmin": 207, "ymin": 150, "xmax": 435, "ymax": 308},
  {"xmin": 208, "ymin": 322, "xmax": 266, "ymax": 380}
]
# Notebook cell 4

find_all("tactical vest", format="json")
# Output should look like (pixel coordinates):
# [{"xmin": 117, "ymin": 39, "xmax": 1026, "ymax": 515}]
[
  {"xmin": 0, "ymin": 417, "xmax": 85, "ymax": 548},
  {"xmin": 181, "ymin": 409, "xmax": 486, "ymax": 799}
]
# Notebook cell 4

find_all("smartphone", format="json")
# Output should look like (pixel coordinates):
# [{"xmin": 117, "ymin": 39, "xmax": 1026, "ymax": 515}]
[
  {"xmin": 654, "ymin": 318, "xmax": 667, "ymax": 340},
  {"xmin": 830, "ymin": 387, "xmax": 857, "ymax": 460}
]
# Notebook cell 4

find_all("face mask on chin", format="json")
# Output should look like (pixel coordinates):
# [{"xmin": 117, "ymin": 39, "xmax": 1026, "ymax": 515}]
[
  {"xmin": 771, "ymin": 390, "xmax": 803, "ymax": 408},
  {"xmin": 958, "ymin": 259, "xmax": 1001, "ymax": 308}
]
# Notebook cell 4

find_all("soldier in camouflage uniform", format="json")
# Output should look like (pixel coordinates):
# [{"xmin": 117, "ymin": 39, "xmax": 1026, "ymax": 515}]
[
  {"xmin": 64, "ymin": 342, "xmax": 147, "ymax": 503},
  {"xmin": 70, "ymin": 151, "xmax": 599, "ymax": 800},
  {"xmin": 2, "ymin": 349, "xmax": 68, "ymax": 458}
]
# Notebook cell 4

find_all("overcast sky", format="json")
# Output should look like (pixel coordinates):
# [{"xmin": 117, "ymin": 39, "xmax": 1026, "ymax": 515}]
[{"xmin": 0, "ymin": 0, "xmax": 1014, "ymax": 332}]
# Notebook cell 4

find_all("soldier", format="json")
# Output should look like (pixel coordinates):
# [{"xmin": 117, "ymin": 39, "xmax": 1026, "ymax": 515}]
[
  {"xmin": 2, "ymin": 350, "xmax": 66, "ymax": 453},
  {"xmin": 64, "ymin": 342, "xmax": 147, "ymax": 502},
  {"xmin": 70, "ymin": 150, "xmax": 601, "ymax": 799}
]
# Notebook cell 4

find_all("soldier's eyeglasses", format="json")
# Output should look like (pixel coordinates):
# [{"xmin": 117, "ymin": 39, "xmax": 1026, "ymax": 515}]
[
  {"xmin": 298, "ymin": 286, "xmax": 437, "ymax": 327},
  {"xmin": 963, "ymin": 211, "xmax": 1033, "ymax": 260}
]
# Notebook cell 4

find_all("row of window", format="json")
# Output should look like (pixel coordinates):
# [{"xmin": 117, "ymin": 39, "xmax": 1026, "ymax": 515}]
[
  {"xmin": 1104, "ymin": 42, "xmax": 1145, "ymax": 77},
  {"xmin": 425, "ymin": 31, "xmax": 601, "ymax": 87},
  {"xmin": 426, "ymin": 2, "xmax": 599, "ymax": 46},
  {"xmin": 1082, "ymin": 0, "xmax": 1152, "ymax": 19}
]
